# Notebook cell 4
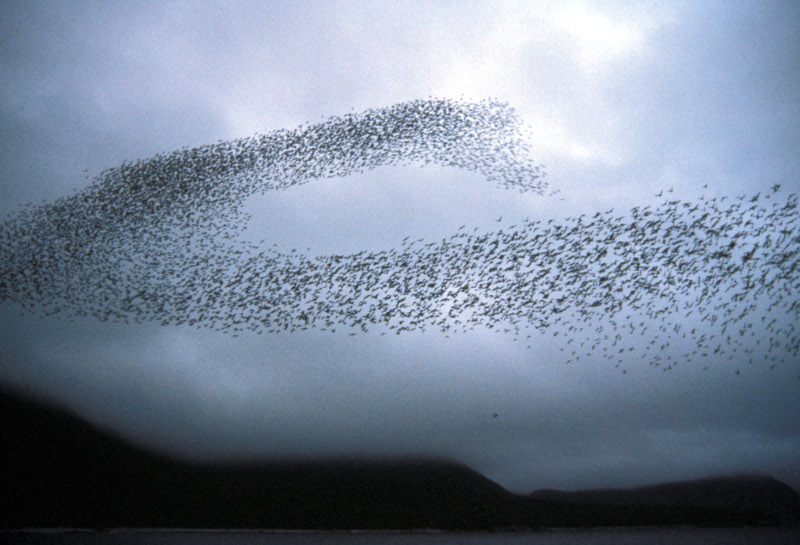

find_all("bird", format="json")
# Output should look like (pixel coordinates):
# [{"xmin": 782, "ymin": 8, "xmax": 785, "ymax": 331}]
[{"xmin": 0, "ymin": 97, "xmax": 797, "ymax": 377}]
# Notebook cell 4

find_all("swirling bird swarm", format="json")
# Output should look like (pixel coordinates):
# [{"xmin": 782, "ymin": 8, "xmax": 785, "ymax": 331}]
[
  {"xmin": 1, "ymin": 99, "xmax": 797, "ymax": 372},
  {"xmin": 0, "ymin": 98, "xmax": 543, "ymax": 311}
]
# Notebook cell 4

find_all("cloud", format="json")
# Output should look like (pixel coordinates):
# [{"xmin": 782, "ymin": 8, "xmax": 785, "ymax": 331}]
[
  {"xmin": 1, "ymin": 1, "xmax": 799, "ymax": 496},
  {"xmin": 553, "ymin": 5, "xmax": 644, "ymax": 69}
]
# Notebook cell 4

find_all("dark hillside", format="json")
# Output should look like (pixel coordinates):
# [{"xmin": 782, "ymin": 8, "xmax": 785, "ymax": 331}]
[
  {"xmin": 530, "ymin": 475, "xmax": 800, "ymax": 526},
  {"xmin": 0, "ymin": 387, "xmax": 534, "ymax": 529},
  {"xmin": 3, "ymin": 386, "xmax": 798, "ymax": 529}
]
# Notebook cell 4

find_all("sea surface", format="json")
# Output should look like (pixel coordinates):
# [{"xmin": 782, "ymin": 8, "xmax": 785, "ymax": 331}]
[{"xmin": 4, "ymin": 528, "xmax": 799, "ymax": 545}]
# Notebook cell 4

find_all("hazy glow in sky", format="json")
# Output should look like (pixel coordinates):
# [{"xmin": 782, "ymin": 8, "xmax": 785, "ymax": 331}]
[
  {"xmin": 1, "ymin": 1, "xmax": 798, "ymax": 494},
  {"xmin": 554, "ymin": 5, "xmax": 643, "ymax": 68}
]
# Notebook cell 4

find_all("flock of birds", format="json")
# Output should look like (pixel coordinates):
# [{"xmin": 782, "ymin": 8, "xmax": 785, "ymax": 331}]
[{"xmin": 1, "ymin": 98, "xmax": 797, "ymax": 374}]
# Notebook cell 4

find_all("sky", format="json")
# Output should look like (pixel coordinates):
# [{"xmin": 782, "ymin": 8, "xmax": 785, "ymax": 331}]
[{"xmin": 1, "ymin": 0, "xmax": 799, "ymax": 494}]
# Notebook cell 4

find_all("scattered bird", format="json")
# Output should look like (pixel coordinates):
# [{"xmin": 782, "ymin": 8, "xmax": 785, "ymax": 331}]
[{"xmin": 0, "ymin": 98, "xmax": 796, "ymax": 375}]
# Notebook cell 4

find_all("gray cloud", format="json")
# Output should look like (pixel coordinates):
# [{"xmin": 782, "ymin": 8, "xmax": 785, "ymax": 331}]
[{"xmin": 1, "ymin": 1, "xmax": 798, "ymax": 495}]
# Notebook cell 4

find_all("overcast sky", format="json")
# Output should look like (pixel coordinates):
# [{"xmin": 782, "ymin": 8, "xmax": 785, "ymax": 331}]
[{"xmin": 1, "ymin": 0, "xmax": 799, "ymax": 494}]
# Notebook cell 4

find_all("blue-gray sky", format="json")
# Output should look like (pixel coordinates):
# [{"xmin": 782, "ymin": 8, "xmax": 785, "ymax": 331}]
[{"xmin": 1, "ymin": 0, "xmax": 799, "ymax": 493}]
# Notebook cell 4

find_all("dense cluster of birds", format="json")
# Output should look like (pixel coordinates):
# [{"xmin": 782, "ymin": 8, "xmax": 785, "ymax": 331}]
[{"xmin": 1, "ymin": 98, "xmax": 797, "ymax": 373}]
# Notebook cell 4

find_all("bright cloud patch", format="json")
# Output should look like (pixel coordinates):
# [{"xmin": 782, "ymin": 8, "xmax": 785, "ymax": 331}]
[{"xmin": 554, "ymin": 6, "xmax": 643, "ymax": 68}]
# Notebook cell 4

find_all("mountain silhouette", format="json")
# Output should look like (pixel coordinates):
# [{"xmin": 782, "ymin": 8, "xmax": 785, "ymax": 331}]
[
  {"xmin": 530, "ymin": 474, "xmax": 800, "ymax": 527},
  {"xmin": 3, "ymin": 386, "xmax": 798, "ymax": 529}
]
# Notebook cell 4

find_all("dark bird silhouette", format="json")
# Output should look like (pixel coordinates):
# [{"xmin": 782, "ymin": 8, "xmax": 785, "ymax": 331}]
[{"xmin": 0, "ymin": 98, "xmax": 797, "ymax": 376}]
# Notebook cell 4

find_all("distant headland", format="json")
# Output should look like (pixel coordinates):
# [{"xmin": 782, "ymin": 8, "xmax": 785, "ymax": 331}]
[{"xmin": 2, "ymin": 387, "xmax": 798, "ymax": 530}]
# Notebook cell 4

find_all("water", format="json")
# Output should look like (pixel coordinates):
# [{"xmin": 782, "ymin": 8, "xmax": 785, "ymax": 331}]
[{"xmin": 4, "ymin": 528, "xmax": 799, "ymax": 545}]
